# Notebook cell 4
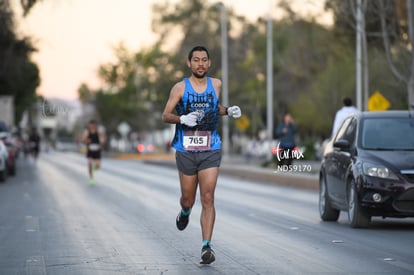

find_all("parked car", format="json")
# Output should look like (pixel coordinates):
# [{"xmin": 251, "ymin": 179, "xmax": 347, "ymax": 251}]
[
  {"xmin": 319, "ymin": 110, "xmax": 414, "ymax": 228},
  {"xmin": 0, "ymin": 123, "xmax": 21, "ymax": 177},
  {"xmin": 0, "ymin": 133, "xmax": 17, "ymax": 175},
  {"xmin": 0, "ymin": 139, "xmax": 8, "ymax": 182}
]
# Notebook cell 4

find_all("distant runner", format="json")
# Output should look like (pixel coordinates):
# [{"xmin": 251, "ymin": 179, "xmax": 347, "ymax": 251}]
[
  {"xmin": 82, "ymin": 120, "xmax": 106, "ymax": 185},
  {"xmin": 28, "ymin": 127, "xmax": 41, "ymax": 160}
]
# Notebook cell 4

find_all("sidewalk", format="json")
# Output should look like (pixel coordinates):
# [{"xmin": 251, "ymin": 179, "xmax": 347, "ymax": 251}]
[
  {"xmin": 115, "ymin": 153, "xmax": 320, "ymax": 190},
  {"xmin": 219, "ymin": 155, "xmax": 319, "ymax": 190}
]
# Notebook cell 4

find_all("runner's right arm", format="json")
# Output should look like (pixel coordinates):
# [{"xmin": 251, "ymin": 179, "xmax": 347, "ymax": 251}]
[{"xmin": 162, "ymin": 81, "xmax": 184, "ymax": 124}]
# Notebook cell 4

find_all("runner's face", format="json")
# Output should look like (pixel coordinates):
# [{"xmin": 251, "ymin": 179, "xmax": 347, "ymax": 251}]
[
  {"xmin": 188, "ymin": 51, "xmax": 210, "ymax": 79},
  {"xmin": 88, "ymin": 123, "xmax": 97, "ymax": 132}
]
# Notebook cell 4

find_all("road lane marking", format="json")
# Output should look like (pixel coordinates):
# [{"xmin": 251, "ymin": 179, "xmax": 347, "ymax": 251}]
[
  {"xmin": 26, "ymin": 256, "xmax": 46, "ymax": 275},
  {"xmin": 383, "ymin": 258, "xmax": 414, "ymax": 272},
  {"xmin": 25, "ymin": 216, "xmax": 40, "ymax": 232}
]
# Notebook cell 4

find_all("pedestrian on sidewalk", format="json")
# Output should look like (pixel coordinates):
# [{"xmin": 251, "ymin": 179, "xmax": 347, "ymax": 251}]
[
  {"xmin": 276, "ymin": 113, "xmax": 297, "ymax": 166},
  {"xmin": 161, "ymin": 45, "xmax": 241, "ymax": 264}
]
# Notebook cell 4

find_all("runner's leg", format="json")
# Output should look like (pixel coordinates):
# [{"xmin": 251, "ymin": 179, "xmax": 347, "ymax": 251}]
[
  {"xmin": 94, "ymin": 159, "xmax": 101, "ymax": 170},
  {"xmin": 88, "ymin": 158, "xmax": 93, "ymax": 178},
  {"xmin": 178, "ymin": 171, "xmax": 198, "ymax": 210},
  {"xmin": 198, "ymin": 167, "xmax": 219, "ymax": 242}
]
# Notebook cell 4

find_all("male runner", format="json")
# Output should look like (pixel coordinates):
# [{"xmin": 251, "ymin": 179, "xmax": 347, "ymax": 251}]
[
  {"xmin": 161, "ymin": 46, "xmax": 241, "ymax": 264},
  {"xmin": 82, "ymin": 120, "xmax": 106, "ymax": 185}
]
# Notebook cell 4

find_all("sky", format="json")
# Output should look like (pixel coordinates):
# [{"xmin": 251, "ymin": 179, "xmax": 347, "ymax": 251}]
[{"xmin": 14, "ymin": 0, "xmax": 332, "ymax": 100}]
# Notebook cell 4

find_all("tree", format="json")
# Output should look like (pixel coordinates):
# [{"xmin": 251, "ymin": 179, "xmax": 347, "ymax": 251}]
[
  {"xmin": 94, "ymin": 43, "xmax": 148, "ymax": 134},
  {"xmin": 0, "ymin": 0, "xmax": 40, "ymax": 123},
  {"xmin": 289, "ymin": 22, "xmax": 356, "ymax": 137},
  {"xmin": 83, "ymin": 43, "xmax": 178, "ymax": 136},
  {"xmin": 325, "ymin": 0, "xmax": 413, "ymax": 109},
  {"xmin": 20, "ymin": 0, "xmax": 42, "ymax": 16},
  {"xmin": 378, "ymin": 0, "xmax": 414, "ymax": 108}
]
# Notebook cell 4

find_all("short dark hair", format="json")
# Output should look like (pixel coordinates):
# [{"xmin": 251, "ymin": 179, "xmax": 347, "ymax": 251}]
[
  {"xmin": 188, "ymin": 46, "xmax": 210, "ymax": 61},
  {"xmin": 343, "ymin": 97, "xmax": 353, "ymax": 106}
]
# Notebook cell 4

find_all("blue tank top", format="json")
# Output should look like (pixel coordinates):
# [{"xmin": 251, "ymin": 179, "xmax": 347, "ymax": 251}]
[{"xmin": 172, "ymin": 77, "xmax": 221, "ymax": 152}]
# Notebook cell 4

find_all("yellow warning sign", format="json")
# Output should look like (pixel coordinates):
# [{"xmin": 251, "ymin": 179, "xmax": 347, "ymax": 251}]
[
  {"xmin": 368, "ymin": 91, "xmax": 390, "ymax": 111},
  {"xmin": 235, "ymin": 114, "xmax": 250, "ymax": 131}
]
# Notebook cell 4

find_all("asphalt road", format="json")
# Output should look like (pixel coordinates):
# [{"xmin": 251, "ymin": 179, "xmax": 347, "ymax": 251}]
[{"xmin": 0, "ymin": 152, "xmax": 413, "ymax": 275}]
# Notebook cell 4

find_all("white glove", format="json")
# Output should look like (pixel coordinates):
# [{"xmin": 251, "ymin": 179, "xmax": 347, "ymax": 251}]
[
  {"xmin": 180, "ymin": 112, "xmax": 198, "ymax": 127},
  {"xmin": 227, "ymin": 106, "xmax": 242, "ymax": 118}
]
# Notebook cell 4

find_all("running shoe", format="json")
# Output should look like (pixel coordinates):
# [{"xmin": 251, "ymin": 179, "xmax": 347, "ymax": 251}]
[
  {"xmin": 200, "ymin": 245, "xmax": 215, "ymax": 264},
  {"xmin": 89, "ymin": 178, "xmax": 95, "ymax": 185},
  {"xmin": 176, "ymin": 211, "xmax": 189, "ymax": 231}
]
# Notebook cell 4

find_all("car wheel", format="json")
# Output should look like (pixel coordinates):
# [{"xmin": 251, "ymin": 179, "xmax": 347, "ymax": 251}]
[
  {"xmin": 348, "ymin": 179, "xmax": 371, "ymax": 228},
  {"xmin": 319, "ymin": 174, "xmax": 340, "ymax": 221}
]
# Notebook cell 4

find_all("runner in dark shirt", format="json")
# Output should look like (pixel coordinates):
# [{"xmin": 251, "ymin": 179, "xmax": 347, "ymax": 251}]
[
  {"xmin": 29, "ymin": 127, "xmax": 41, "ymax": 160},
  {"xmin": 82, "ymin": 120, "xmax": 106, "ymax": 185}
]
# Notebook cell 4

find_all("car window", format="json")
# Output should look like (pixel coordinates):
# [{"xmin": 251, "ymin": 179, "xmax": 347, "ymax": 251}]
[
  {"xmin": 342, "ymin": 118, "xmax": 357, "ymax": 145},
  {"xmin": 334, "ymin": 117, "xmax": 352, "ymax": 142},
  {"xmin": 361, "ymin": 117, "xmax": 414, "ymax": 150}
]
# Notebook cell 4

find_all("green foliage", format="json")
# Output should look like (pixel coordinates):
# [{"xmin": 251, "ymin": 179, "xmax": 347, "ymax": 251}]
[
  {"xmin": 292, "ymin": 45, "xmax": 356, "ymax": 138},
  {"xmin": 13, "ymin": 61, "xmax": 40, "ymax": 122},
  {"xmin": 302, "ymin": 139, "xmax": 318, "ymax": 160},
  {"xmin": 78, "ymin": 83, "xmax": 92, "ymax": 104},
  {"xmin": 325, "ymin": 0, "xmax": 398, "ymax": 46},
  {"xmin": 87, "ymin": 43, "xmax": 177, "ymax": 135},
  {"xmin": 0, "ymin": 0, "xmax": 40, "ymax": 124}
]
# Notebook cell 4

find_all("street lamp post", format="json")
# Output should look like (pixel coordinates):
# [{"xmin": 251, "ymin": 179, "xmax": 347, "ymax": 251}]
[
  {"xmin": 217, "ymin": 2, "xmax": 229, "ymax": 159},
  {"xmin": 356, "ymin": 0, "xmax": 363, "ymax": 111},
  {"xmin": 266, "ymin": 1, "xmax": 274, "ymax": 143}
]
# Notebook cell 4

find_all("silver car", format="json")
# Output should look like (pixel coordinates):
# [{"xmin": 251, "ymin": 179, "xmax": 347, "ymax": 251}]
[{"xmin": 0, "ymin": 139, "xmax": 8, "ymax": 181}]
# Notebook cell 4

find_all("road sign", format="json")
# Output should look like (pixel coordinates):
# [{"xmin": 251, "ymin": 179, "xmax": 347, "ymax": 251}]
[
  {"xmin": 235, "ymin": 115, "xmax": 250, "ymax": 132},
  {"xmin": 368, "ymin": 91, "xmax": 390, "ymax": 111},
  {"xmin": 117, "ymin": 122, "xmax": 131, "ymax": 136}
]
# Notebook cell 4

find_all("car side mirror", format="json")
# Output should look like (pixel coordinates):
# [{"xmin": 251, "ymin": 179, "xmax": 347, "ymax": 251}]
[{"xmin": 333, "ymin": 139, "xmax": 351, "ymax": 151}]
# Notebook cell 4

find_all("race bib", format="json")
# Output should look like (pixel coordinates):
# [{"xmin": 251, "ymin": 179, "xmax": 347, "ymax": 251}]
[
  {"xmin": 88, "ymin": 143, "xmax": 100, "ymax": 151},
  {"xmin": 183, "ymin": 131, "xmax": 211, "ymax": 151}
]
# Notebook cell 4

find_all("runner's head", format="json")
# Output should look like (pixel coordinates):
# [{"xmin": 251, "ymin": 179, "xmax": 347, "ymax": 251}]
[
  {"xmin": 187, "ymin": 46, "xmax": 211, "ymax": 79},
  {"xmin": 88, "ymin": 120, "xmax": 97, "ymax": 132}
]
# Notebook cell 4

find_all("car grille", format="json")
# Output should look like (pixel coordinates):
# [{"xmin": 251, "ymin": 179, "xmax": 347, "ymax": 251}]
[
  {"xmin": 394, "ymin": 188, "xmax": 414, "ymax": 213},
  {"xmin": 403, "ymin": 174, "xmax": 414, "ymax": 182},
  {"xmin": 401, "ymin": 170, "xmax": 414, "ymax": 183}
]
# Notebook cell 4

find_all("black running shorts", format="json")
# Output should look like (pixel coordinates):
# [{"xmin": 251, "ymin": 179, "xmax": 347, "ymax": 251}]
[
  {"xmin": 87, "ymin": 150, "xmax": 101, "ymax": 159},
  {"xmin": 175, "ymin": 150, "xmax": 221, "ymax": 175}
]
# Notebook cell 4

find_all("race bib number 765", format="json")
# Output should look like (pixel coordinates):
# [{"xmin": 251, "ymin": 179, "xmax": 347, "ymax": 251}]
[{"xmin": 183, "ymin": 130, "xmax": 211, "ymax": 151}]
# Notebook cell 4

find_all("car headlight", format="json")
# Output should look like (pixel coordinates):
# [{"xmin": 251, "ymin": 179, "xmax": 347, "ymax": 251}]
[{"xmin": 362, "ymin": 162, "xmax": 399, "ymax": 180}]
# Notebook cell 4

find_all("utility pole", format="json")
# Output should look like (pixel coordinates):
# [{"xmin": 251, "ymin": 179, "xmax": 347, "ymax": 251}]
[
  {"xmin": 356, "ymin": 0, "xmax": 363, "ymax": 110},
  {"xmin": 266, "ymin": 1, "xmax": 274, "ymax": 141},
  {"xmin": 218, "ymin": 2, "xmax": 229, "ymax": 158}
]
